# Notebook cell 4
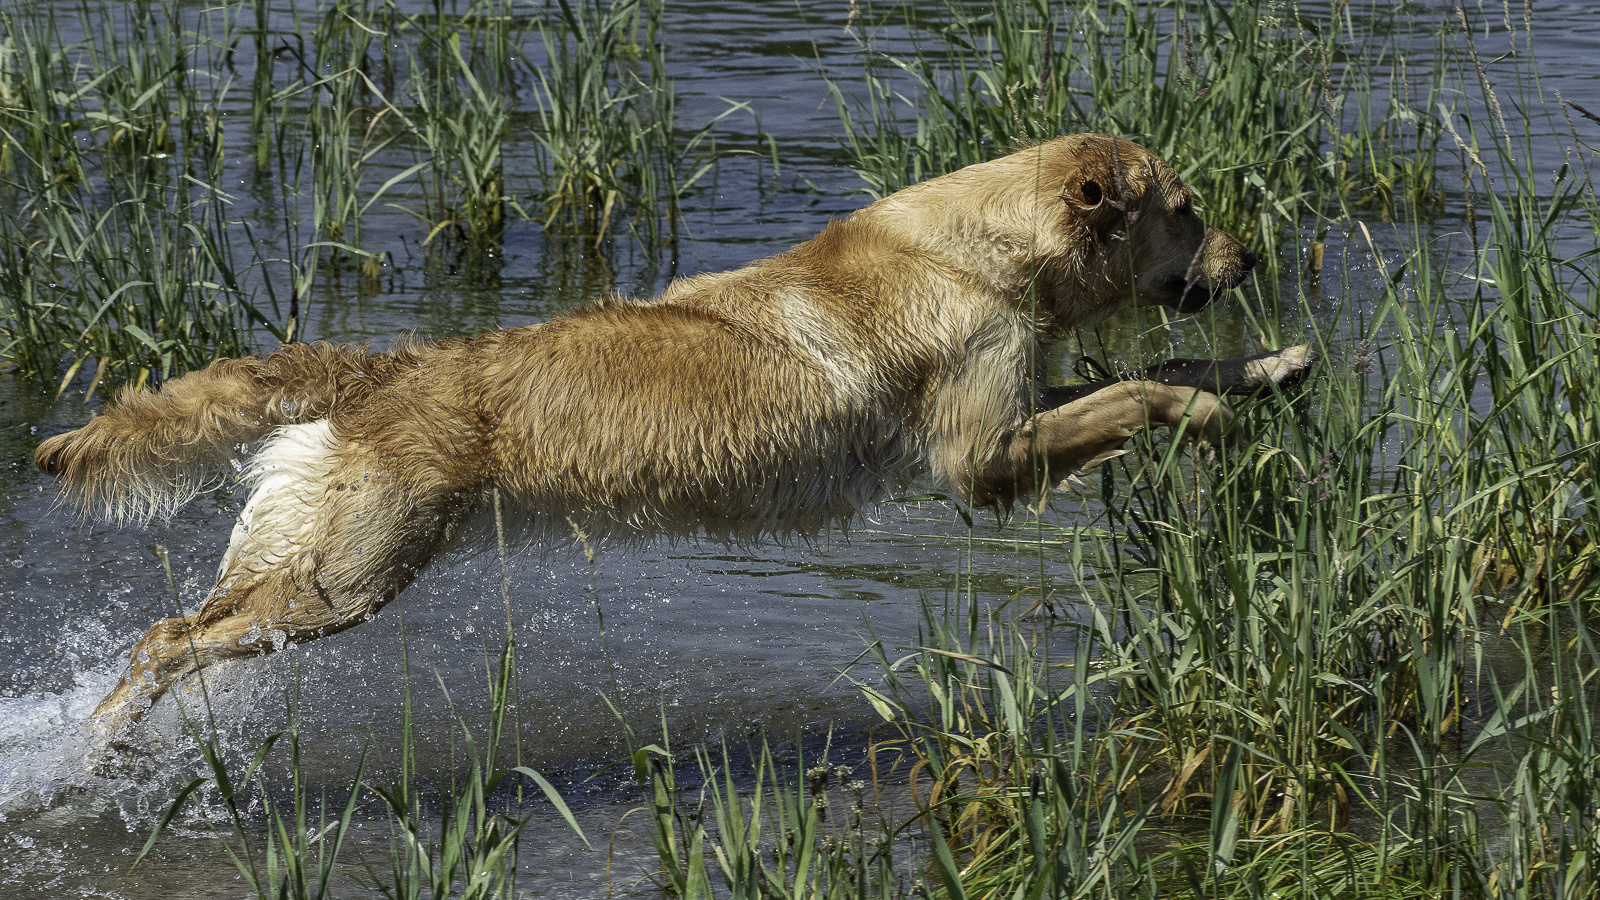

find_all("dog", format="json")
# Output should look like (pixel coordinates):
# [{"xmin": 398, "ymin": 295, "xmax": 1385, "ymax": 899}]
[{"xmin": 34, "ymin": 133, "xmax": 1311, "ymax": 743}]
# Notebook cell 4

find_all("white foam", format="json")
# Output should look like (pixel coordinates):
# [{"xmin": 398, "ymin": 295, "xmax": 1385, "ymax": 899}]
[
  {"xmin": 0, "ymin": 654, "xmax": 281, "ymax": 829},
  {"xmin": 0, "ymin": 667, "xmax": 121, "ymax": 822}
]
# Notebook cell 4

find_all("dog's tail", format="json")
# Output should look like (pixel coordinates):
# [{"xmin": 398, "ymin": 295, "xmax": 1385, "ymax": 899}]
[{"xmin": 35, "ymin": 341, "xmax": 405, "ymax": 523}]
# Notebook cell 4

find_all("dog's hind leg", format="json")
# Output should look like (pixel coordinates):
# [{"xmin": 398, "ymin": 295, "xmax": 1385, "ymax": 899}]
[{"xmin": 89, "ymin": 419, "xmax": 479, "ymax": 741}]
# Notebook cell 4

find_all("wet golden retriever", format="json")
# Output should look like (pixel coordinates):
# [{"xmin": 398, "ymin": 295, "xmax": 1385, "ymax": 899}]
[{"xmin": 35, "ymin": 133, "xmax": 1310, "ymax": 742}]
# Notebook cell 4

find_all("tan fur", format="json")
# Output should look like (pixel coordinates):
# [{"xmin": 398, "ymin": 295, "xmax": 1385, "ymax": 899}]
[{"xmin": 33, "ymin": 134, "xmax": 1308, "ymax": 743}]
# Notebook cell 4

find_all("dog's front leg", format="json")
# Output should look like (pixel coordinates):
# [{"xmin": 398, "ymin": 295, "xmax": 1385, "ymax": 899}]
[
  {"xmin": 1040, "ymin": 344, "xmax": 1315, "ymax": 409},
  {"xmin": 1133, "ymin": 344, "xmax": 1317, "ymax": 396},
  {"xmin": 973, "ymin": 381, "xmax": 1228, "ymax": 508}
]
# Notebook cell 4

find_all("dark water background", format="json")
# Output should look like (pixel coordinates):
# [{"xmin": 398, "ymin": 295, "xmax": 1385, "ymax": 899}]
[{"xmin": 1, "ymin": 0, "xmax": 1597, "ymax": 895}]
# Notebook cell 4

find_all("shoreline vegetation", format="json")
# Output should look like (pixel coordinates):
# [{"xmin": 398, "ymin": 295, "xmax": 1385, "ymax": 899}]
[{"xmin": 5, "ymin": 0, "xmax": 1600, "ymax": 896}]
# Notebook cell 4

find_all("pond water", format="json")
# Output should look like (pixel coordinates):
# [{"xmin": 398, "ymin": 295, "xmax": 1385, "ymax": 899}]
[{"xmin": 1, "ymin": 0, "xmax": 1597, "ymax": 896}]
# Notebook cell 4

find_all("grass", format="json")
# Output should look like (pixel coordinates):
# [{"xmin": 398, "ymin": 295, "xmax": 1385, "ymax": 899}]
[
  {"xmin": 0, "ymin": 1, "xmax": 265, "ymax": 391},
  {"xmin": 829, "ymin": 0, "xmax": 1443, "ymax": 275},
  {"xmin": 135, "ymin": 648, "xmax": 588, "ymax": 900},
  {"xmin": 660, "ymin": 2, "xmax": 1597, "ymax": 897},
  {"xmin": 0, "ymin": 0, "xmax": 724, "ymax": 386},
  {"xmin": 8, "ymin": 0, "xmax": 1600, "ymax": 897},
  {"xmin": 132, "ymin": 528, "xmax": 587, "ymax": 900},
  {"xmin": 528, "ymin": 0, "xmax": 739, "ymax": 268}
]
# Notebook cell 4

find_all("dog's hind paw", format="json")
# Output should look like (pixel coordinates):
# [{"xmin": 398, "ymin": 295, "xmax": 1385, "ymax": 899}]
[
  {"xmin": 82, "ymin": 708, "xmax": 148, "ymax": 777},
  {"xmin": 84, "ymin": 738, "xmax": 139, "ymax": 778}
]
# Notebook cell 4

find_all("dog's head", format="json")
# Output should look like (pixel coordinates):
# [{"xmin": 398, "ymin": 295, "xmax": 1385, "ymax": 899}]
[
  {"xmin": 1026, "ymin": 134, "xmax": 1257, "ymax": 325},
  {"xmin": 857, "ymin": 134, "xmax": 1254, "ymax": 329}
]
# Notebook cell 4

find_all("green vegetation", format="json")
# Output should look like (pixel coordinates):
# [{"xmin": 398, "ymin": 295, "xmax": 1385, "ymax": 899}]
[
  {"xmin": 0, "ymin": 0, "xmax": 714, "ymax": 388},
  {"xmin": 9, "ymin": 0, "xmax": 1600, "ymax": 897},
  {"xmin": 137, "ymin": 644, "xmax": 586, "ymax": 900},
  {"xmin": 0, "ymin": 3, "xmax": 261, "ymax": 392},
  {"xmin": 806, "ymin": 3, "xmax": 1600, "ymax": 896},
  {"xmin": 132, "ymin": 526, "xmax": 586, "ymax": 900},
  {"xmin": 831, "ymin": 0, "xmax": 1443, "ymax": 271}
]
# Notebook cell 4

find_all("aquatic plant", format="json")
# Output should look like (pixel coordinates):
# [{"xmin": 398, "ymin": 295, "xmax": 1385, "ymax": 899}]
[
  {"xmin": 602, "ymin": 5, "xmax": 1600, "ymax": 898},
  {"xmin": 0, "ymin": 0, "xmax": 725, "ymax": 390},
  {"xmin": 829, "ymin": 0, "xmax": 1444, "ymax": 265},
  {"xmin": 0, "ymin": 2, "xmax": 265, "ymax": 391},
  {"xmin": 131, "ymin": 510, "xmax": 584, "ymax": 900},
  {"xmin": 527, "ymin": 0, "xmax": 731, "ymax": 263}
]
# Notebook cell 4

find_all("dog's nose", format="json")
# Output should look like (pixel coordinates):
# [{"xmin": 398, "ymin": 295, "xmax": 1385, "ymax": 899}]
[{"xmin": 1240, "ymin": 248, "xmax": 1258, "ymax": 271}]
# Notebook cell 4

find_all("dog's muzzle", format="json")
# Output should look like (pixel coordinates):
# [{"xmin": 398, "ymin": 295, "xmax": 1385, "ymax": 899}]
[{"xmin": 1167, "ymin": 244, "xmax": 1258, "ymax": 313}]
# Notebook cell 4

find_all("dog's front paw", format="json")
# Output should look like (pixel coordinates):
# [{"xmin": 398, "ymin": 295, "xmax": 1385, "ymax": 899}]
[{"xmin": 1238, "ymin": 344, "xmax": 1316, "ymax": 391}]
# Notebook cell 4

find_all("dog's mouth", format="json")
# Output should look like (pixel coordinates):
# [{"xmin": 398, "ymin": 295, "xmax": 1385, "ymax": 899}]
[
  {"xmin": 1157, "ymin": 275, "xmax": 1218, "ymax": 313},
  {"xmin": 1156, "ymin": 246, "xmax": 1258, "ymax": 313}
]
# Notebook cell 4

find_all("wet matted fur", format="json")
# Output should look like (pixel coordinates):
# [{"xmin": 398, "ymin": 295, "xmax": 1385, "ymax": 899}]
[{"xmin": 35, "ymin": 133, "xmax": 1310, "ymax": 742}]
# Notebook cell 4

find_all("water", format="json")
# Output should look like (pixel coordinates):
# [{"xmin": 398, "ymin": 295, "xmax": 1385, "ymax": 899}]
[{"xmin": 2, "ymin": 0, "xmax": 1597, "ymax": 894}]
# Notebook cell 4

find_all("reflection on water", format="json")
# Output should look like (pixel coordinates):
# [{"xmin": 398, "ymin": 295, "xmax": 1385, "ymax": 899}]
[{"xmin": 2, "ymin": 0, "xmax": 1597, "ymax": 895}]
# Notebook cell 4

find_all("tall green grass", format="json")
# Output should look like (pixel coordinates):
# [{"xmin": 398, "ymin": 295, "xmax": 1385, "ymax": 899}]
[
  {"xmin": 132, "ymin": 536, "xmax": 586, "ymax": 900},
  {"xmin": 830, "ymin": 0, "xmax": 1443, "ymax": 271},
  {"xmin": 529, "ymin": 0, "xmax": 735, "ymax": 266},
  {"xmin": 0, "ymin": 0, "xmax": 723, "ymax": 389},
  {"xmin": 604, "ymin": 3, "xmax": 1600, "ymax": 899},
  {"xmin": 0, "ymin": 2, "xmax": 266, "ymax": 391}
]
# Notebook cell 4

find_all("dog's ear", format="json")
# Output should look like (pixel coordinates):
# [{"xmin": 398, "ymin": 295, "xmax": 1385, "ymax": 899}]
[
  {"xmin": 1059, "ymin": 174, "xmax": 1129, "ymax": 241},
  {"xmin": 1060, "ymin": 176, "xmax": 1117, "ymax": 211}
]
